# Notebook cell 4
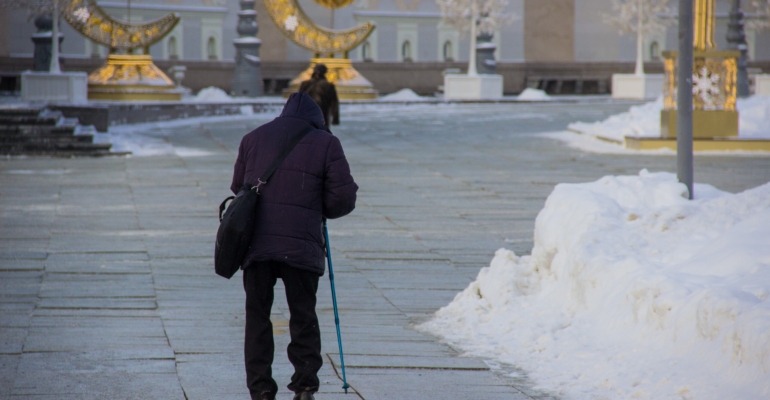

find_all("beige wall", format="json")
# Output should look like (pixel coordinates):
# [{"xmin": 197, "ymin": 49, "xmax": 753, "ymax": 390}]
[
  {"xmin": 524, "ymin": 0, "xmax": 575, "ymax": 62},
  {"xmin": 255, "ymin": 0, "xmax": 288, "ymax": 61}
]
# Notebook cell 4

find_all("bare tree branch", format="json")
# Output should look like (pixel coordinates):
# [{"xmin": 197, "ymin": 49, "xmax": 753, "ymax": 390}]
[
  {"xmin": 602, "ymin": 0, "xmax": 674, "ymax": 36},
  {"xmin": 746, "ymin": 0, "xmax": 770, "ymax": 31},
  {"xmin": 436, "ymin": 0, "xmax": 515, "ymax": 36}
]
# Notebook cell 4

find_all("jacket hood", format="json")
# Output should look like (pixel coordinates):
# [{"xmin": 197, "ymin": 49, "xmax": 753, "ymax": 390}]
[{"xmin": 279, "ymin": 91, "xmax": 327, "ymax": 129}]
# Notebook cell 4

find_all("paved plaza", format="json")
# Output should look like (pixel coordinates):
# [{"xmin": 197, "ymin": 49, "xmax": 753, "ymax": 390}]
[{"xmin": 1, "ymin": 101, "xmax": 769, "ymax": 400}]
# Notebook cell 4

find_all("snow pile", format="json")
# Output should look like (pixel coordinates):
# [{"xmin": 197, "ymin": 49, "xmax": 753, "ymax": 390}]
[
  {"xmin": 379, "ymin": 88, "xmax": 427, "ymax": 101},
  {"xmin": 568, "ymin": 95, "xmax": 770, "ymax": 142},
  {"xmin": 419, "ymin": 170, "xmax": 770, "ymax": 400},
  {"xmin": 737, "ymin": 95, "xmax": 770, "ymax": 138},
  {"xmin": 517, "ymin": 88, "xmax": 551, "ymax": 101},
  {"xmin": 192, "ymin": 86, "xmax": 233, "ymax": 102},
  {"xmin": 568, "ymin": 97, "xmax": 664, "ymax": 142}
]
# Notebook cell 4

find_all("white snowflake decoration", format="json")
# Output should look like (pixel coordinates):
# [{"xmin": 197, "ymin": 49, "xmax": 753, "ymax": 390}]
[
  {"xmin": 692, "ymin": 67, "xmax": 722, "ymax": 110},
  {"xmin": 284, "ymin": 15, "xmax": 299, "ymax": 32},
  {"xmin": 73, "ymin": 6, "xmax": 90, "ymax": 23}
]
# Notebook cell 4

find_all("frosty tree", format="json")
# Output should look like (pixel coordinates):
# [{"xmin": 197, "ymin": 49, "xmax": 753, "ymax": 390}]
[
  {"xmin": 1, "ymin": 0, "xmax": 74, "ymax": 74},
  {"xmin": 435, "ymin": 0, "xmax": 513, "ymax": 76},
  {"xmin": 603, "ymin": 0, "xmax": 673, "ymax": 76},
  {"xmin": 746, "ymin": 0, "xmax": 770, "ymax": 31}
]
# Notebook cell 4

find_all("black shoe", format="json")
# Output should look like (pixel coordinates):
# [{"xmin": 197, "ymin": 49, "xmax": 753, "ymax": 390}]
[{"xmin": 293, "ymin": 392, "xmax": 315, "ymax": 400}]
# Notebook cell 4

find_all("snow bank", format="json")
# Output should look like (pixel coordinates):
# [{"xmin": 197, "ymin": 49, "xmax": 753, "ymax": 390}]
[
  {"xmin": 192, "ymin": 86, "xmax": 233, "ymax": 102},
  {"xmin": 567, "ymin": 97, "xmax": 664, "ymax": 142},
  {"xmin": 517, "ymin": 88, "xmax": 551, "ymax": 101},
  {"xmin": 567, "ymin": 95, "xmax": 770, "ymax": 142},
  {"xmin": 379, "ymin": 88, "xmax": 427, "ymax": 101},
  {"xmin": 419, "ymin": 170, "xmax": 770, "ymax": 400},
  {"xmin": 737, "ymin": 95, "xmax": 770, "ymax": 138}
]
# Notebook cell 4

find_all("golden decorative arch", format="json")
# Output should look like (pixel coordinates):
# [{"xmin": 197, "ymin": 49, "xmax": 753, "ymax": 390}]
[
  {"xmin": 63, "ymin": 0, "xmax": 180, "ymax": 51},
  {"xmin": 264, "ymin": 0, "xmax": 374, "ymax": 55}
]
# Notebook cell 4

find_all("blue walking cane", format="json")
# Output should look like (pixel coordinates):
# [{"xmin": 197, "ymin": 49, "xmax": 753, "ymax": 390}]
[{"xmin": 323, "ymin": 219, "xmax": 350, "ymax": 393}]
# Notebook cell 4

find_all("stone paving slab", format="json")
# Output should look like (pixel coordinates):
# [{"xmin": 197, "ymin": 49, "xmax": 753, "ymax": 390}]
[{"xmin": 1, "ymin": 102, "xmax": 769, "ymax": 399}]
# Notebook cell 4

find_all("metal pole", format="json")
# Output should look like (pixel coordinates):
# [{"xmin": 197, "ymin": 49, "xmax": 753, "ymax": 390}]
[
  {"xmin": 49, "ymin": 0, "xmax": 61, "ymax": 74},
  {"xmin": 323, "ymin": 220, "xmax": 350, "ymax": 394},
  {"xmin": 678, "ymin": 0, "xmax": 694, "ymax": 199},
  {"xmin": 727, "ymin": 0, "xmax": 750, "ymax": 97}
]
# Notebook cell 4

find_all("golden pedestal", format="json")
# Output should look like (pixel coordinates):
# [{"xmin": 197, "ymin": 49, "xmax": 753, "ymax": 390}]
[
  {"xmin": 283, "ymin": 58, "xmax": 378, "ymax": 101},
  {"xmin": 88, "ymin": 55, "xmax": 182, "ymax": 101},
  {"xmin": 660, "ymin": 109, "xmax": 739, "ymax": 138},
  {"xmin": 625, "ymin": 137, "xmax": 770, "ymax": 152}
]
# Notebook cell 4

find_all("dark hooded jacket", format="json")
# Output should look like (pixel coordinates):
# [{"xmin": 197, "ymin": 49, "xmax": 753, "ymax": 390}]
[{"xmin": 230, "ymin": 92, "xmax": 357, "ymax": 275}]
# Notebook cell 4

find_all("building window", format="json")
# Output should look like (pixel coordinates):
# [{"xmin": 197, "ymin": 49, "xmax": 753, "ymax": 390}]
[
  {"xmin": 168, "ymin": 36, "xmax": 178, "ymax": 60},
  {"xmin": 650, "ymin": 41, "xmax": 660, "ymax": 60},
  {"xmin": 401, "ymin": 40, "xmax": 412, "ymax": 62},
  {"xmin": 362, "ymin": 41, "xmax": 371, "ymax": 61},
  {"xmin": 207, "ymin": 37, "xmax": 217, "ymax": 60},
  {"xmin": 443, "ymin": 40, "xmax": 453, "ymax": 61}
]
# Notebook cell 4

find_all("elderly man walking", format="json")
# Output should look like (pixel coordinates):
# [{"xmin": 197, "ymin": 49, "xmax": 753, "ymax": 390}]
[{"xmin": 230, "ymin": 91, "xmax": 358, "ymax": 400}]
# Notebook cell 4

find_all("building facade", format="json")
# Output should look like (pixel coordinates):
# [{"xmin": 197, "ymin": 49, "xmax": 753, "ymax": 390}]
[
  {"xmin": 1, "ymin": 0, "xmax": 767, "ymax": 63},
  {"xmin": 0, "ymin": 0, "xmax": 768, "ymax": 95}
]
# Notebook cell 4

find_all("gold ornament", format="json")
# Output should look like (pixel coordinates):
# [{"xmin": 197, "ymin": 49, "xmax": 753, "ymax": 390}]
[
  {"xmin": 62, "ymin": 0, "xmax": 182, "ymax": 101},
  {"xmin": 264, "ymin": 0, "xmax": 374, "ymax": 55},
  {"xmin": 264, "ymin": 0, "xmax": 378, "ymax": 99},
  {"xmin": 63, "ymin": 0, "xmax": 180, "ymax": 51},
  {"xmin": 311, "ymin": 0, "xmax": 357, "ymax": 8}
]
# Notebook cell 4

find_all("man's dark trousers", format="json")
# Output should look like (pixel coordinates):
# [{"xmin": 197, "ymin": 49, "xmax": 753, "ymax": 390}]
[{"xmin": 243, "ymin": 260, "xmax": 322, "ymax": 399}]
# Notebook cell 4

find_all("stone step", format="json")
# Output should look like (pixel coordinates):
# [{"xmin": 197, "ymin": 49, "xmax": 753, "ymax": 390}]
[
  {"xmin": 0, "ymin": 115, "xmax": 59, "ymax": 126},
  {"xmin": 0, "ymin": 105, "xmax": 46, "ymax": 117},
  {"xmin": 0, "ymin": 107, "xmax": 115, "ymax": 156},
  {"xmin": 0, "ymin": 133, "xmax": 95, "ymax": 145},
  {"xmin": 0, "ymin": 141, "xmax": 113, "ymax": 156},
  {"xmin": 0, "ymin": 125, "xmax": 78, "ymax": 136}
]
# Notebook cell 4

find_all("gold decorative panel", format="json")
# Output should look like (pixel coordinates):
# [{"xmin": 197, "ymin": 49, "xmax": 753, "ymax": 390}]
[{"xmin": 661, "ymin": 51, "xmax": 739, "ymax": 112}]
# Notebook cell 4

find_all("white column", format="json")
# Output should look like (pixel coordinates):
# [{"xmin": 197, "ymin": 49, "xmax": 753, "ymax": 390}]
[{"xmin": 468, "ymin": 0, "xmax": 478, "ymax": 77}]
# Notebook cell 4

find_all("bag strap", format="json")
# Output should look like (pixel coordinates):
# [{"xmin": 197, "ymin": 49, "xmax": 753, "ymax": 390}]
[
  {"xmin": 218, "ymin": 196, "xmax": 235, "ymax": 222},
  {"xmin": 256, "ymin": 123, "xmax": 316, "ymax": 189}
]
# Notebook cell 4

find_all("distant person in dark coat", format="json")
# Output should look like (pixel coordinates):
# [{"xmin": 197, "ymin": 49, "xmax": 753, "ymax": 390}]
[
  {"xmin": 299, "ymin": 63, "xmax": 340, "ymax": 128},
  {"xmin": 231, "ymin": 91, "xmax": 358, "ymax": 400}
]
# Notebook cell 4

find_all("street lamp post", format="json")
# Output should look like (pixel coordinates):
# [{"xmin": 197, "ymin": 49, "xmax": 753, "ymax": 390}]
[
  {"xmin": 727, "ymin": 0, "xmax": 750, "ymax": 97},
  {"xmin": 677, "ymin": 0, "xmax": 694, "ymax": 199}
]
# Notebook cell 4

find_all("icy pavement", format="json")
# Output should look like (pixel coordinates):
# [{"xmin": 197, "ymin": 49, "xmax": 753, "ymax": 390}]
[{"xmin": 1, "ymin": 101, "xmax": 769, "ymax": 399}]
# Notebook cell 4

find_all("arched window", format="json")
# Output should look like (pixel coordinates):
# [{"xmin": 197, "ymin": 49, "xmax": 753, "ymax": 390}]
[
  {"xmin": 207, "ymin": 37, "xmax": 217, "ymax": 60},
  {"xmin": 362, "ymin": 41, "xmax": 371, "ymax": 61},
  {"xmin": 650, "ymin": 41, "xmax": 660, "ymax": 60},
  {"xmin": 168, "ymin": 36, "xmax": 178, "ymax": 60},
  {"xmin": 401, "ymin": 40, "xmax": 412, "ymax": 62},
  {"xmin": 443, "ymin": 40, "xmax": 453, "ymax": 61}
]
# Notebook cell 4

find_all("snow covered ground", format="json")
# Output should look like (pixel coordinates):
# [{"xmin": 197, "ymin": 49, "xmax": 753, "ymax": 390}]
[
  {"xmin": 419, "ymin": 171, "xmax": 770, "ymax": 400},
  {"xmin": 94, "ymin": 113, "xmax": 275, "ymax": 156},
  {"xmin": 518, "ymin": 88, "xmax": 552, "ymax": 101},
  {"xmin": 561, "ymin": 96, "xmax": 770, "ymax": 153},
  {"xmin": 379, "ymin": 88, "xmax": 429, "ymax": 101}
]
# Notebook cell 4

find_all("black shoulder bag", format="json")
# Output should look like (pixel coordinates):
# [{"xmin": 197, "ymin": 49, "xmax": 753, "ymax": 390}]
[{"xmin": 215, "ymin": 123, "xmax": 315, "ymax": 279}]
